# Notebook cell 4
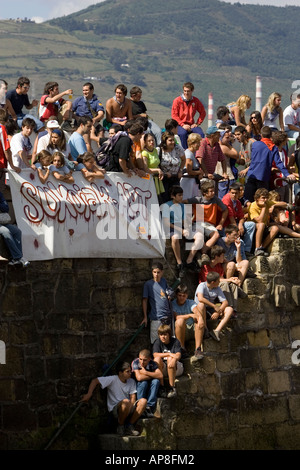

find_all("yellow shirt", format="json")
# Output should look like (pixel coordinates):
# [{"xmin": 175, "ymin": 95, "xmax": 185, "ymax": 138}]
[{"xmin": 249, "ymin": 200, "xmax": 275, "ymax": 225}]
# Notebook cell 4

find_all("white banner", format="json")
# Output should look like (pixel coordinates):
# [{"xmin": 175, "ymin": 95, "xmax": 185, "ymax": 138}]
[{"xmin": 8, "ymin": 169, "xmax": 165, "ymax": 261}]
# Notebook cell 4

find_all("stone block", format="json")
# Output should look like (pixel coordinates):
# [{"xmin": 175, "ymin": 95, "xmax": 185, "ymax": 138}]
[
  {"xmin": 240, "ymin": 348, "xmax": 260, "ymax": 369},
  {"xmin": 0, "ymin": 380, "xmax": 15, "ymax": 401},
  {"xmin": 220, "ymin": 372, "xmax": 246, "ymax": 397},
  {"xmin": 277, "ymin": 347, "xmax": 295, "ymax": 368},
  {"xmin": 291, "ymin": 324, "xmax": 300, "ymax": 341},
  {"xmin": 291, "ymin": 285, "xmax": 300, "ymax": 306},
  {"xmin": 246, "ymin": 330, "xmax": 270, "ymax": 347},
  {"xmin": 275, "ymin": 422, "xmax": 300, "ymax": 449},
  {"xmin": 269, "ymin": 327, "xmax": 290, "ymax": 347},
  {"xmin": 289, "ymin": 394, "xmax": 300, "ymax": 420},
  {"xmin": 274, "ymin": 284, "xmax": 287, "ymax": 307},
  {"xmin": 60, "ymin": 334, "xmax": 83, "ymax": 356},
  {"xmin": 10, "ymin": 321, "xmax": 38, "ymax": 345},
  {"xmin": 216, "ymin": 353, "xmax": 239, "ymax": 373},
  {"xmin": 267, "ymin": 370, "xmax": 290, "ymax": 394},
  {"xmin": 171, "ymin": 411, "xmax": 213, "ymax": 437},
  {"xmin": 245, "ymin": 370, "xmax": 267, "ymax": 394},
  {"xmin": 260, "ymin": 349, "xmax": 278, "ymax": 369},
  {"xmin": 209, "ymin": 432, "xmax": 237, "ymax": 450},
  {"xmin": 271, "ymin": 238, "xmax": 295, "ymax": 254},
  {"xmin": 25, "ymin": 356, "xmax": 46, "ymax": 382},
  {"xmin": 2, "ymin": 284, "xmax": 32, "ymax": 315},
  {"xmin": 3, "ymin": 403, "xmax": 37, "ymax": 431},
  {"xmin": 242, "ymin": 278, "xmax": 267, "ymax": 296},
  {"xmin": 90, "ymin": 288, "xmax": 115, "ymax": 310},
  {"xmin": 251, "ymin": 256, "xmax": 272, "ymax": 274},
  {"xmin": 105, "ymin": 313, "xmax": 127, "ymax": 331}
]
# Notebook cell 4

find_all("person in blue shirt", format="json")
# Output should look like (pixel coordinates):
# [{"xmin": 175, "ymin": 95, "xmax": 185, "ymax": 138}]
[
  {"xmin": 72, "ymin": 82, "xmax": 104, "ymax": 126},
  {"xmin": 161, "ymin": 185, "xmax": 204, "ymax": 276},
  {"xmin": 142, "ymin": 262, "xmax": 174, "ymax": 344},
  {"xmin": 244, "ymin": 125, "xmax": 296, "ymax": 202},
  {"xmin": 68, "ymin": 116, "xmax": 92, "ymax": 171},
  {"xmin": 217, "ymin": 224, "xmax": 250, "ymax": 287}
]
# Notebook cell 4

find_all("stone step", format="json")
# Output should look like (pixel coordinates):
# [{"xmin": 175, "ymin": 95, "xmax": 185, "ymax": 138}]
[{"xmin": 98, "ymin": 433, "xmax": 147, "ymax": 451}]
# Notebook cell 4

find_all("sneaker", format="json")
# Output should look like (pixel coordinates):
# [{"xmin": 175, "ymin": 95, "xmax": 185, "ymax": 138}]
[
  {"xmin": 8, "ymin": 259, "xmax": 22, "ymax": 266},
  {"xmin": 144, "ymin": 407, "xmax": 155, "ymax": 418},
  {"xmin": 177, "ymin": 263, "xmax": 185, "ymax": 278},
  {"xmin": 167, "ymin": 387, "xmax": 177, "ymax": 398},
  {"xmin": 191, "ymin": 348, "xmax": 204, "ymax": 363},
  {"xmin": 116, "ymin": 424, "xmax": 125, "ymax": 436},
  {"xmin": 254, "ymin": 247, "xmax": 265, "ymax": 256},
  {"xmin": 254, "ymin": 247, "xmax": 269, "ymax": 257},
  {"xmin": 19, "ymin": 257, "xmax": 30, "ymax": 267},
  {"xmin": 210, "ymin": 329, "xmax": 220, "ymax": 342},
  {"xmin": 125, "ymin": 424, "xmax": 140, "ymax": 436}
]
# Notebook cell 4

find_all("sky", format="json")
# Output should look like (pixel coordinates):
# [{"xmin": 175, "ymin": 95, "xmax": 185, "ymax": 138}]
[{"xmin": 0, "ymin": 0, "xmax": 299, "ymax": 23}]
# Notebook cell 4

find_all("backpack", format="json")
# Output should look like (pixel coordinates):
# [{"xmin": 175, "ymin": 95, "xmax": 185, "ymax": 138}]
[{"xmin": 95, "ymin": 131, "xmax": 128, "ymax": 170}]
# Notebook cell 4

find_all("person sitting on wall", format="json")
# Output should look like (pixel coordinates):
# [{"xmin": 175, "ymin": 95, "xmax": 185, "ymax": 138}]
[
  {"xmin": 81, "ymin": 360, "xmax": 146, "ymax": 436},
  {"xmin": 171, "ymin": 81, "xmax": 206, "ymax": 149}
]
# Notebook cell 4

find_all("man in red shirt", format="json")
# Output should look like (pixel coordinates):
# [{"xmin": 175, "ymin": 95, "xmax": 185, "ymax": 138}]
[
  {"xmin": 171, "ymin": 82, "xmax": 206, "ymax": 149},
  {"xmin": 39, "ymin": 81, "xmax": 73, "ymax": 125}
]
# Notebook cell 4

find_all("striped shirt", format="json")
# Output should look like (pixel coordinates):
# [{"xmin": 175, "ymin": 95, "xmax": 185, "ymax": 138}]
[{"xmin": 195, "ymin": 137, "xmax": 225, "ymax": 174}]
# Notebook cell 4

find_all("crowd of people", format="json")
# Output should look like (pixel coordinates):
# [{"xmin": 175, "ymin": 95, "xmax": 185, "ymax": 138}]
[{"xmin": 1, "ymin": 76, "xmax": 300, "ymax": 435}]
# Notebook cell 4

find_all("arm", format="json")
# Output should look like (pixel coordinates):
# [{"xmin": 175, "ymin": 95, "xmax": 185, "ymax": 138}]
[
  {"xmin": 216, "ymin": 207, "xmax": 228, "ymax": 230},
  {"xmin": 26, "ymin": 99, "xmax": 39, "ymax": 110},
  {"xmin": 44, "ymin": 89, "xmax": 73, "ymax": 104},
  {"xmin": 81, "ymin": 378, "xmax": 99, "ymax": 402},
  {"xmin": 18, "ymin": 149, "xmax": 32, "ymax": 168},
  {"xmin": 194, "ymin": 99, "xmax": 206, "ymax": 126},
  {"xmin": 5, "ymin": 149, "xmax": 21, "ymax": 173},
  {"xmin": 93, "ymin": 110, "xmax": 104, "ymax": 125},
  {"xmin": 37, "ymin": 167, "xmax": 50, "ymax": 183},
  {"xmin": 232, "ymin": 106, "xmax": 246, "ymax": 127},
  {"xmin": 119, "ymin": 158, "xmax": 133, "ymax": 176},
  {"xmin": 185, "ymin": 158, "xmax": 203, "ymax": 177},
  {"xmin": 5, "ymin": 99, "xmax": 17, "ymax": 120},
  {"xmin": 133, "ymin": 367, "xmax": 163, "ymax": 382},
  {"xmin": 260, "ymin": 105, "xmax": 267, "ymax": 124},
  {"xmin": 278, "ymin": 107, "xmax": 284, "ymax": 131}
]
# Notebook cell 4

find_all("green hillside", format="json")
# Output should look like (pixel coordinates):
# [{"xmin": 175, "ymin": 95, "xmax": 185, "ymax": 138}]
[{"xmin": 1, "ymin": 0, "xmax": 299, "ymax": 127}]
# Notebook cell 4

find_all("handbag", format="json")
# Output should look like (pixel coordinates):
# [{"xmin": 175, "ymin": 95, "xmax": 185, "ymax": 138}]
[{"xmin": 0, "ymin": 212, "xmax": 11, "ymax": 224}]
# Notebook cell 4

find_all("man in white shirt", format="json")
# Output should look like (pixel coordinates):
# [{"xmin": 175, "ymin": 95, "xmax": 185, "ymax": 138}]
[
  {"xmin": 283, "ymin": 93, "xmax": 300, "ymax": 139},
  {"xmin": 81, "ymin": 361, "xmax": 147, "ymax": 436}
]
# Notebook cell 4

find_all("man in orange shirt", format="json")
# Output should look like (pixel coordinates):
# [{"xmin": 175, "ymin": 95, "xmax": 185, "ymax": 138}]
[{"xmin": 183, "ymin": 180, "xmax": 228, "ymax": 268}]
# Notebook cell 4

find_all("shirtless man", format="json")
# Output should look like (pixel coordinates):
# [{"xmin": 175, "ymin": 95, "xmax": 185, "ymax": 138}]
[{"xmin": 105, "ymin": 84, "xmax": 133, "ymax": 129}]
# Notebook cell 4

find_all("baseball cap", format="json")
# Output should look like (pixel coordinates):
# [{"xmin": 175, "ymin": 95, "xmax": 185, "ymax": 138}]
[
  {"xmin": 206, "ymin": 125, "xmax": 222, "ymax": 135},
  {"xmin": 47, "ymin": 120, "xmax": 60, "ymax": 129}
]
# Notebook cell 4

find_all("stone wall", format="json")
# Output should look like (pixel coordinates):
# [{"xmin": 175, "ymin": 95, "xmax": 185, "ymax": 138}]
[{"xmin": 1, "ymin": 238, "xmax": 300, "ymax": 450}]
